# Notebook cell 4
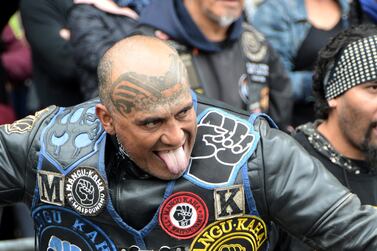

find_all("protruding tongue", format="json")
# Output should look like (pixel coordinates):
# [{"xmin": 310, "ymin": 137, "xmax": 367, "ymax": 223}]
[{"xmin": 157, "ymin": 146, "xmax": 188, "ymax": 175}]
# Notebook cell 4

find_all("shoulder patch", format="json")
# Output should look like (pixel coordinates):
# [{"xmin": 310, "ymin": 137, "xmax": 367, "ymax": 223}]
[
  {"xmin": 190, "ymin": 216, "xmax": 267, "ymax": 251},
  {"xmin": 5, "ymin": 107, "xmax": 53, "ymax": 134},
  {"xmin": 42, "ymin": 101, "xmax": 104, "ymax": 170},
  {"xmin": 184, "ymin": 108, "xmax": 259, "ymax": 189},
  {"xmin": 65, "ymin": 166, "xmax": 107, "ymax": 216}
]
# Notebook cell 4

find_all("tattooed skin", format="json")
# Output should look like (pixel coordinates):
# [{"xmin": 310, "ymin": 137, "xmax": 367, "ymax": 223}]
[{"xmin": 109, "ymin": 54, "xmax": 189, "ymax": 115}]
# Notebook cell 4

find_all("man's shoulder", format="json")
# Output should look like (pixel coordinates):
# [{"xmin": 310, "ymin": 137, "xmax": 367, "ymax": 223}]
[{"xmin": 196, "ymin": 94, "xmax": 250, "ymax": 118}]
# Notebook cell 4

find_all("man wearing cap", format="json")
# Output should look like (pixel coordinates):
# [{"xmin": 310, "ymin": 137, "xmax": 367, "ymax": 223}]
[{"xmin": 286, "ymin": 23, "xmax": 377, "ymax": 250}]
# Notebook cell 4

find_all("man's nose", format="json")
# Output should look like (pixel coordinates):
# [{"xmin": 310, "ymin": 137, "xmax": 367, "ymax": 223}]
[{"xmin": 161, "ymin": 121, "xmax": 185, "ymax": 146}]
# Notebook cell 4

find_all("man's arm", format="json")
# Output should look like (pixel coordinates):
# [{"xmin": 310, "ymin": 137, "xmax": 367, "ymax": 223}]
[
  {"xmin": 68, "ymin": 4, "xmax": 137, "ymax": 71},
  {"xmin": 19, "ymin": 0, "xmax": 77, "ymax": 82},
  {"xmin": 265, "ymin": 45, "xmax": 293, "ymax": 130},
  {"xmin": 0, "ymin": 107, "xmax": 56, "ymax": 205},
  {"xmin": 250, "ymin": 118, "xmax": 377, "ymax": 250}
]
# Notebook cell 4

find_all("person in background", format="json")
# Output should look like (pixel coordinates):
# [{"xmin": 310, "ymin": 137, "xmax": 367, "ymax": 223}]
[
  {"xmin": 0, "ymin": 0, "xmax": 18, "ymax": 125},
  {"xmin": 68, "ymin": 0, "xmax": 150, "ymax": 100},
  {"xmin": 136, "ymin": 0, "xmax": 293, "ymax": 130},
  {"xmin": 2, "ymin": 35, "xmax": 377, "ymax": 250},
  {"xmin": 253, "ymin": 0, "xmax": 349, "ymax": 127},
  {"xmin": 20, "ymin": 0, "xmax": 83, "ymax": 108},
  {"xmin": 0, "ymin": 64, "xmax": 15, "ymax": 125},
  {"xmin": 0, "ymin": 0, "xmax": 19, "ymax": 32},
  {"xmin": 284, "ymin": 23, "xmax": 377, "ymax": 250},
  {"xmin": 1, "ymin": 19, "xmax": 32, "ymax": 119}
]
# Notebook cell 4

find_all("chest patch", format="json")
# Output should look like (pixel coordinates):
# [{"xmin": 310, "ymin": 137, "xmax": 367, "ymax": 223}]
[
  {"xmin": 184, "ymin": 108, "xmax": 259, "ymax": 189},
  {"xmin": 159, "ymin": 191, "xmax": 209, "ymax": 240},
  {"xmin": 38, "ymin": 170, "xmax": 65, "ymax": 206},
  {"xmin": 65, "ymin": 166, "xmax": 107, "ymax": 216},
  {"xmin": 33, "ymin": 206, "xmax": 116, "ymax": 251},
  {"xmin": 214, "ymin": 185, "xmax": 245, "ymax": 220},
  {"xmin": 190, "ymin": 215, "xmax": 267, "ymax": 251}
]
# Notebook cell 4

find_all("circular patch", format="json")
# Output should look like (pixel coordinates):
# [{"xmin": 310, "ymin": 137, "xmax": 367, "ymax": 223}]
[
  {"xmin": 190, "ymin": 215, "xmax": 267, "ymax": 251},
  {"xmin": 33, "ymin": 205, "xmax": 117, "ymax": 251},
  {"xmin": 242, "ymin": 31, "xmax": 267, "ymax": 62},
  {"xmin": 65, "ymin": 166, "xmax": 107, "ymax": 216},
  {"xmin": 159, "ymin": 191, "xmax": 208, "ymax": 240}
]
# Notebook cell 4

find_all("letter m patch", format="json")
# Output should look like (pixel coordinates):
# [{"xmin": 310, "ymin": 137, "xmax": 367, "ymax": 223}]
[{"xmin": 37, "ymin": 170, "xmax": 64, "ymax": 206}]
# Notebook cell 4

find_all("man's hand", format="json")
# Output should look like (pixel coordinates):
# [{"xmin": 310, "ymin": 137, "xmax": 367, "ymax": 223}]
[{"xmin": 74, "ymin": 0, "xmax": 138, "ymax": 19}]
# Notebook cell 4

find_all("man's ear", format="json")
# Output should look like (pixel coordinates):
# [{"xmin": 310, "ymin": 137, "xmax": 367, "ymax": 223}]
[
  {"xmin": 328, "ymin": 98, "xmax": 337, "ymax": 108},
  {"xmin": 96, "ymin": 104, "xmax": 115, "ymax": 135}
]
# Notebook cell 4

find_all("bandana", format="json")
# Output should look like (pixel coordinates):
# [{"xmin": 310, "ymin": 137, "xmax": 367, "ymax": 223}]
[{"xmin": 324, "ymin": 35, "xmax": 377, "ymax": 100}]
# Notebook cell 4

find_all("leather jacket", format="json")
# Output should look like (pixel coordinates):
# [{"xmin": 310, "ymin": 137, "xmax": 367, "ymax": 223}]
[{"xmin": 1, "ymin": 95, "xmax": 377, "ymax": 250}]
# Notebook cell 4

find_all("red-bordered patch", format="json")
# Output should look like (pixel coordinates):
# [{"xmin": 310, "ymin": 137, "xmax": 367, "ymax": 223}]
[{"xmin": 159, "ymin": 191, "xmax": 208, "ymax": 240}]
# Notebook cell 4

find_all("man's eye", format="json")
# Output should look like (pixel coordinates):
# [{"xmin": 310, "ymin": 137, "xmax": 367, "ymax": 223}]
[
  {"xmin": 177, "ymin": 107, "xmax": 191, "ymax": 119},
  {"xmin": 367, "ymin": 84, "xmax": 377, "ymax": 92},
  {"xmin": 144, "ymin": 120, "xmax": 160, "ymax": 128}
]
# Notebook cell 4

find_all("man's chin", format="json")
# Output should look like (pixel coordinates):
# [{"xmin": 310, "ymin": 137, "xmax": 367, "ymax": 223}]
[{"xmin": 158, "ymin": 170, "xmax": 186, "ymax": 181}]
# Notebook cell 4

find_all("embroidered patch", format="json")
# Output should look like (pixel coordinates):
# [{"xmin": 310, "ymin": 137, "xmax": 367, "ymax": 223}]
[
  {"xmin": 214, "ymin": 185, "xmax": 245, "ymax": 220},
  {"xmin": 65, "ymin": 167, "xmax": 107, "ymax": 216},
  {"xmin": 184, "ymin": 108, "xmax": 258, "ymax": 188},
  {"xmin": 38, "ymin": 170, "xmax": 65, "ymax": 206},
  {"xmin": 43, "ymin": 102, "xmax": 104, "ymax": 170},
  {"xmin": 190, "ymin": 216, "xmax": 267, "ymax": 251},
  {"xmin": 5, "ymin": 107, "xmax": 51, "ymax": 134},
  {"xmin": 48, "ymin": 236, "xmax": 81, "ymax": 251},
  {"xmin": 238, "ymin": 72, "xmax": 270, "ymax": 113},
  {"xmin": 159, "ymin": 192, "xmax": 208, "ymax": 240},
  {"xmin": 33, "ymin": 206, "xmax": 116, "ymax": 251},
  {"xmin": 242, "ymin": 29, "xmax": 267, "ymax": 62}
]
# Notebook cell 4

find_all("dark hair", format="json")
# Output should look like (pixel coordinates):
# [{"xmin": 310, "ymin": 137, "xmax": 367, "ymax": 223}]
[{"xmin": 312, "ymin": 24, "xmax": 377, "ymax": 119}]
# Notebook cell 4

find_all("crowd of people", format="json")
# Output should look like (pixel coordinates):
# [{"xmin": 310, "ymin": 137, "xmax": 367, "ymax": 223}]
[{"xmin": 0, "ymin": 0, "xmax": 377, "ymax": 250}]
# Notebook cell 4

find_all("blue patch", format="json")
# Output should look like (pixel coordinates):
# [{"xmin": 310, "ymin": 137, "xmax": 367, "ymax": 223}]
[
  {"xmin": 184, "ymin": 108, "xmax": 259, "ymax": 189},
  {"xmin": 33, "ymin": 205, "xmax": 116, "ymax": 251},
  {"xmin": 191, "ymin": 90, "xmax": 198, "ymax": 112},
  {"xmin": 39, "ymin": 100, "xmax": 105, "ymax": 174}
]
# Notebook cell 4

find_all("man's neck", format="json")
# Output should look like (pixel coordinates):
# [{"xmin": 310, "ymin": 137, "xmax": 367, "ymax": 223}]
[
  {"xmin": 184, "ymin": 1, "xmax": 229, "ymax": 42},
  {"xmin": 317, "ymin": 119, "xmax": 365, "ymax": 160}
]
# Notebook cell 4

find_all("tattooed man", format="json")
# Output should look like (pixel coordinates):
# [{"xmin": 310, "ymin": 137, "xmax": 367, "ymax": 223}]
[{"xmin": 2, "ymin": 35, "xmax": 377, "ymax": 251}]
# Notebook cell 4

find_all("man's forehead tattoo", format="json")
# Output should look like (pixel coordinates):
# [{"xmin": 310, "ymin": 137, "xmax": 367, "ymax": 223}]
[{"xmin": 109, "ymin": 54, "xmax": 189, "ymax": 116}]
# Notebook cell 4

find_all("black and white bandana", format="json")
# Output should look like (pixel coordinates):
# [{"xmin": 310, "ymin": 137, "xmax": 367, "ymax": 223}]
[{"xmin": 325, "ymin": 35, "xmax": 377, "ymax": 99}]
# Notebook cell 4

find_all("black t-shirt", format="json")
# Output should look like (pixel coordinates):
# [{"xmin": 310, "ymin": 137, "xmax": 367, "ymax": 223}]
[{"xmin": 294, "ymin": 130, "xmax": 377, "ymax": 205}]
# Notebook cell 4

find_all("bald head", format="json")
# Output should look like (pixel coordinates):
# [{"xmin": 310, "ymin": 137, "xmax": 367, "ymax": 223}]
[{"xmin": 97, "ymin": 35, "xmax": 190, "ymax": 115}]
